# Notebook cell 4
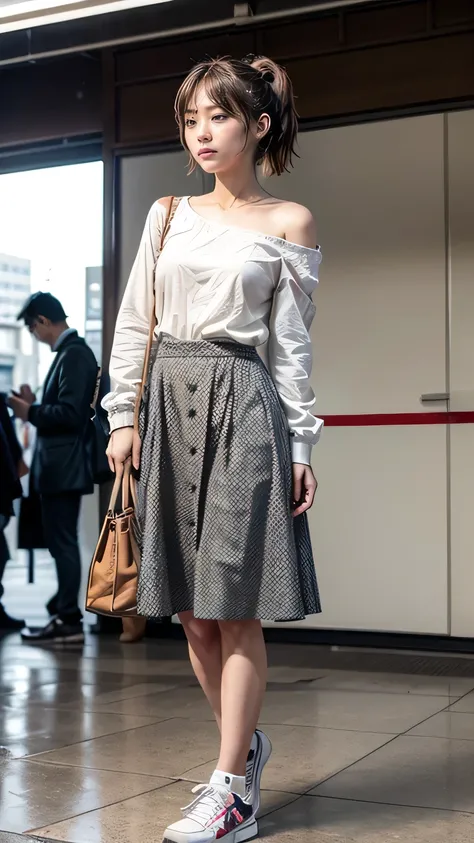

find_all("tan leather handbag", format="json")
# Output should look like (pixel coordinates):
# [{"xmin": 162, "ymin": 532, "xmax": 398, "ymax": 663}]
[
  {"xmin": 86, "ymin": 459, "xmax": 140, "ymax": 616},
  {"xmin": 86, "ymin": 195, "xmax": 178, "ymax": 618}
]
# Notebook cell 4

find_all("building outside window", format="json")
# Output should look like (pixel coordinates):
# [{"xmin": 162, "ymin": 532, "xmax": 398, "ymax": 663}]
[{"xmin": 0, "ymin": 252, "xmax": 37, "ymax": 392}]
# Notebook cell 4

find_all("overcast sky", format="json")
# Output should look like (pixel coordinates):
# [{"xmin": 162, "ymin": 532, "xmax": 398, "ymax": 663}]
[{"xmin": 0, "ymin": 161, "xmax": 103, "ymax": 381}]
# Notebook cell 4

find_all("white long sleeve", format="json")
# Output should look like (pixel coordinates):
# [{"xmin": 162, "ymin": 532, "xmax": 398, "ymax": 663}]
[
  {"xmin": 102, "ymin": 201, "xmax": 167, "ymax": 431},
  {"xmin": 268, "ymin": 260, "xmax": 323, "ymax": 465}
]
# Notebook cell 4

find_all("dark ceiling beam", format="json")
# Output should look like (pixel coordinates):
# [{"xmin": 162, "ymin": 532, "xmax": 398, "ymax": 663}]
[{"xmin": 0, "ymin": 0, "xmax": 386, "ymax": 66}]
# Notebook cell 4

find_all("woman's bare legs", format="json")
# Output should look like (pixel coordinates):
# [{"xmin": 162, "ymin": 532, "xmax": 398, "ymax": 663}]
[
  {"xmin": 178, "ymin": 611, "xmax": 223, "ymax": 729},
  {"xmin": 179, "ymin": 614, "xmax": 267, "ymax": 776},
  {"xmin": 217, "ymin": 619, "xmax": 267, "ymax": 775}
]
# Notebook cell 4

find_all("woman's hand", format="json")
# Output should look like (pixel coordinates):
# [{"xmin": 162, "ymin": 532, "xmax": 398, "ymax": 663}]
[
  {"xmin": 292, "ymin": 463, "xmax": 318, "ymax": 517},
  {"xmin": 106, "ymin": 427, "xmax": 142, "ymax": 473}
]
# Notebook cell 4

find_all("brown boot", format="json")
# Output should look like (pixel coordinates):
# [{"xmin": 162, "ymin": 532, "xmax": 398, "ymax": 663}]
[{"xmin": 119, "ymin": 616, "xmax": 146, "ymax": 643}]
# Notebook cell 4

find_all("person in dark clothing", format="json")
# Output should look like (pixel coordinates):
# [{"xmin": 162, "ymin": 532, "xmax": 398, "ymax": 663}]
[
  {"xmin": 0, "ymin": 393, "xmax": 27, "ymax": 630},
  {"xmin": 9, "ymin": 292, "xmax": 98, "ymax": 644}
]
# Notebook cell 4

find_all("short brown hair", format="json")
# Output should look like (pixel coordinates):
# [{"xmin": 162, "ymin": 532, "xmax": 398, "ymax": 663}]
[{"xmin": 175, "ymin": 55, "xmax": 298, "ymax": 177}]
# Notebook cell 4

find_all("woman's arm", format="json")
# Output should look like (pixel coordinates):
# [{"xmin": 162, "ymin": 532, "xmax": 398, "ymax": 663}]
[
  {"xmin": 268, "ymin": 203, "xmax": 323, "ymax": 515},
  {"xmin": 102, "ymin": 200, "xmax": 167, "ymax": 431},
  {"xmin": 268, "ymin": 204, "xmax": 323, "ymax": 466}
]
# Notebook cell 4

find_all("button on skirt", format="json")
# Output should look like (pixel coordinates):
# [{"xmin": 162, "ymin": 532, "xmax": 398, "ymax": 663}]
[{"xmin": 135, "ymin": 334, "xmax": 321, "ymax": 621}]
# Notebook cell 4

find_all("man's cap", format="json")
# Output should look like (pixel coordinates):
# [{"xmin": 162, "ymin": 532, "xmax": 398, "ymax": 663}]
[{"xmin": 17, "ymin": 291, "xmax": 67, "ymax": 324}]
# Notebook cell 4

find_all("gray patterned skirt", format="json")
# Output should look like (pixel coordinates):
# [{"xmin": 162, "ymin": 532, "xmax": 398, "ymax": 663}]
[{"xmin": 136, "ymin": 334, "xmax": 321, "ymax": 621}]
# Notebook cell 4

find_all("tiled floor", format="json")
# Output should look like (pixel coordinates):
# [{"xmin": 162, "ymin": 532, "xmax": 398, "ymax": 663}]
[{"xmin": 1, "ymin": 634, "xmax": 474, "ymax": 842}]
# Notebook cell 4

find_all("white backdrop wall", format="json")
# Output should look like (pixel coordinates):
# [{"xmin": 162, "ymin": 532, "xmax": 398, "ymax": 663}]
[{"xmin": 118, "ymin": 112, "xmax": 474, "ymax": 636}]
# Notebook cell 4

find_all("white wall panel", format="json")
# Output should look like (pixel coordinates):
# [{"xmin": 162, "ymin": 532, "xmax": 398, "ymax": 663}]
[
  {"xmin": 265, "ymin": 116, "xmax": 449, "ymax": 632},
  {"xmin": 447, "ymin": 110, "xmax": 474, "ymax": 412},
  {"xmin": 265, "ymin": 116, "xmax": 447, "ymax": 416},
  {"xmin": 450, "ymin": 426, "xmax": 474, "ymax": 638},
  {"xmin": 447, "ymin": 110, "xmax": 474, "ymax": 638},
  {"xmin": 303, "ymin": 425, "xmax": 448, "ymax": 633}
]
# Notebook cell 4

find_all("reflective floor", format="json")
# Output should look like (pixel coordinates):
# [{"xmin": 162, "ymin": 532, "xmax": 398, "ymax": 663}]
[{"xmin": 1, "ymin": 633, "xmax": 474, "ymax": 842}]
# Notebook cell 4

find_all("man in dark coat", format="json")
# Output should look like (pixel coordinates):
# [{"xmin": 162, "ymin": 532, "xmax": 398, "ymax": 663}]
[
  {"xmin": 9, "ymin": 292, "xmax": 98, "ymax": 644},
  {"xmin": 0, "ymin": 394, "xmax": 26, "ymax": 630}
]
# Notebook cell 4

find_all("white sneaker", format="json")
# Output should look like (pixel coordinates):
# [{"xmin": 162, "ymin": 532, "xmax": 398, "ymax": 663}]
[
  {"xmin": 245, "ymin": 729, "xmax": 272, "ymax": 816},
  {"xmin": 162, "ymin": 783, "xmax": 257, "ymax": 843}
]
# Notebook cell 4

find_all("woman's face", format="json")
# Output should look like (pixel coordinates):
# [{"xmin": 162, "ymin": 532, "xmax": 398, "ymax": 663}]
[{"xmin": 184, "ymin": 85, "xmax": 260, "ymax": 175}]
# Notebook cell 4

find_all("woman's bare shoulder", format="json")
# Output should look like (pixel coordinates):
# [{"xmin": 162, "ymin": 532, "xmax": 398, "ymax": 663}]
[{"xmin": 272, "ymin": 200, "xmax": 317, "ymax": 248}]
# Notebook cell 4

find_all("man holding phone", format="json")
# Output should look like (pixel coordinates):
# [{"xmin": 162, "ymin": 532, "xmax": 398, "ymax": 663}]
[{"xmin": 8, "ymin": 292, "xmax": 97, "ymax": 644}]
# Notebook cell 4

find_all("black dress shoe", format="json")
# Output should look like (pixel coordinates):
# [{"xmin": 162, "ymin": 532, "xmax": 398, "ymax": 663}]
[
  {"xmin": 21, "ymin": 617, "xmax": 84, "ymax": 644},
  {"xmin": 0, "ymin": 605, "xmax": 25, "ymax": 631}
]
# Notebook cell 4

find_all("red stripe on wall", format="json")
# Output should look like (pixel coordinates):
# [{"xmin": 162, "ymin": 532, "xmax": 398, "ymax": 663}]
[{"xmin": 320, "ymin": 411, "xmax": 474, "ymax": 427}]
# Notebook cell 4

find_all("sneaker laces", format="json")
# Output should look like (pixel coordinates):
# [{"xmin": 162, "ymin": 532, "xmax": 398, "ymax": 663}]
[{"xmin": 180, "ymin": 784, "xmax": 226, "ymax": 826}]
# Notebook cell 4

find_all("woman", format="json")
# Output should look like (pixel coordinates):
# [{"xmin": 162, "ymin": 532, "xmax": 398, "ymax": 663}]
[{"xmin": 104, "ymin": 55, "xmax": 323, "ymax": 843}]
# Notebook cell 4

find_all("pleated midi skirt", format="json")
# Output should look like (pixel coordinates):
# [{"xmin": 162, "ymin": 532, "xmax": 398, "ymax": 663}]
[{"xmin": 136, "ymin": 334, "xmax": 321, "ymax": 621}]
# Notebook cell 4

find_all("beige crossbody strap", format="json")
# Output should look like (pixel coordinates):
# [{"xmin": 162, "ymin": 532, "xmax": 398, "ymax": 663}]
[{"xmin": 133, "ymin": 196, "xmax": 180, "ymax": 432}]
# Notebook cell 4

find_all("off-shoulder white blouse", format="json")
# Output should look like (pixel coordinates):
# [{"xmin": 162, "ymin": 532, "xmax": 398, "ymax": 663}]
[{"xmin": 103, "ymin": 196, "xmax": 323, "ymax": 465}]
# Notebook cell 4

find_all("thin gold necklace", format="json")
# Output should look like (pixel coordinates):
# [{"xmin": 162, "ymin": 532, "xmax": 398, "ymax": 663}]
[{"xmin": 213, "ymin": 192, "xmax": 270, "ymax": 212}]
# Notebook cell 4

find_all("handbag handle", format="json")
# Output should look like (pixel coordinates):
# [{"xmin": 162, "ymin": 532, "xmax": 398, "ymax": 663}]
[
  {"xmin": 122, "ymin": 459, "xmax": 133, "ymax": 509},
  {"xmin": 132, "ymin": 195, "xmax": 180, "ymax": 432},
  {"xmin": 107, "ymin": 458, "xmax": 133, "ymax": 514},
  {"xmin": 107, "ymin": 459, "xmax": 125, "ymax": 514}
]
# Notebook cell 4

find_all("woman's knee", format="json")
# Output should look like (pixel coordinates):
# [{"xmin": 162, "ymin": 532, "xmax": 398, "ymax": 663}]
[
  {"xmin": 218, "ymin": 618, "xmax": 262, "ymax": 645},
  {"xmin": 179, "ymin": 612, "xmax": 220, "ymax": 648}
]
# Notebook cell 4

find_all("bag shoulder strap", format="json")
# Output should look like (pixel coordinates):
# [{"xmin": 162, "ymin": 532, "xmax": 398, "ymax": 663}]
[
  {"xmin": 157, "ymin": 196, "xmax": 180, "ymax": 245},
  {"xmin": 133, "ymin": 196, "xmax": 179, "ymax": 431},
  {"xmin": 91, "ymin": 366, "xmax": 102, "ymax": 413}
]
